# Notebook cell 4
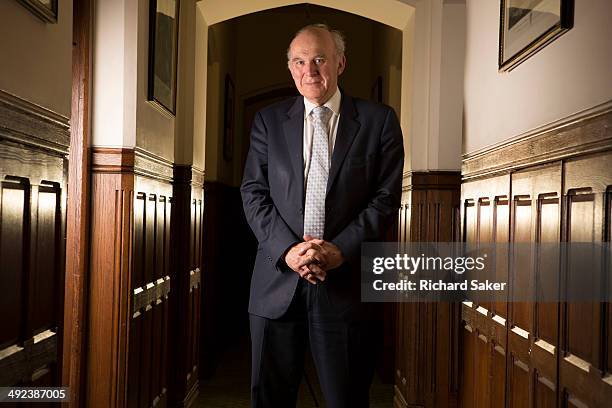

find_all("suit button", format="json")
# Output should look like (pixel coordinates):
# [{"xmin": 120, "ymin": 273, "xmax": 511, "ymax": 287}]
[{"xmin": 299, "ymin": 209, "xmax": 303, "ymax": 215}]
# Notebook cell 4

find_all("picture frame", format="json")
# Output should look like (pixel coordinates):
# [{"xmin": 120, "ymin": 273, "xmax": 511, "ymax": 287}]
[
  {"xmin": 147, "ymin": 0, "xmax": 179, "ymax": 114},
  {"xmin": 499, "ymin": 0, "xmax": 573, "ymax": 72},
  {"xmin": 17, "ymin": 0, "xmax": 58, "ymax": 23},
  {"xmin": 223, "ymin": 74, "xmax": 235, "ymax": 162}
]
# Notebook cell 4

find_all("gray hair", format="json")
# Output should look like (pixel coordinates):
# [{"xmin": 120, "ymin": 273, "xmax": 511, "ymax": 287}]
[{"xmin": 286, "ymin": 23, "xmax": 346, "ymax": 61}]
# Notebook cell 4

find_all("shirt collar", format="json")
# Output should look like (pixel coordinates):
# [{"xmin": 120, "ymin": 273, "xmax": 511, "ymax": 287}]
[{"xmin": 304, "ymin": 87, "xmax": 341, "ymax": 118}]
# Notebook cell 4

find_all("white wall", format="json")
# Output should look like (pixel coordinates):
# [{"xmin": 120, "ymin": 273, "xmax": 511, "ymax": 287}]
[
  {"xmin": 135, "ymin": 0, "xmax": 175, "ymax": 161},
  {"xmin": 464, "ymin": 0, "xmax": 612, "ymax": 155},
  {"xmin": 0, "ymin": 0, "xmax": 73, "ymax": 117},
  {"xmin": 437, "ymin": 2, "xmax": 465, "ymax": 170},
  {"xmin": 92, "ymin": 0, "xmax": 179, "ymax": 162},
  {"xmin": 92, "ymin": 0, "xmax": 134, "ymax": 147},
  {"xmin": 403, "ymin": 0, "xmax": 464, "ymax": 172}
]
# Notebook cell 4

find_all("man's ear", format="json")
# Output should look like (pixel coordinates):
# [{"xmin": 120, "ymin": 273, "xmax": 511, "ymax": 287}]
[{"xmin": 337, "ymin": 55, "xmax": 346, "ymax": 76}]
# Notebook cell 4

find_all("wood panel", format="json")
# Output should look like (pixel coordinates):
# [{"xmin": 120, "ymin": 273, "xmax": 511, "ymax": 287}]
[
  {"xmin": 0, "ymin": 90, "xmax": 69, "ymax": 389},
  {"xmin": 62, "ymin": 0, "xmax": 92, "ymax": 403},
  {"xmin": 460, "ymin": 105, "xmax": 612, "ymax": 407},
  {"xmin": 168, "ymin": 165, "xmax": 203, "ymax": 407},
  {"xmin": 394, "ymin": 171, "xmax": 461, "ymax": 408},
  {"xmin": 87, "ymin": 148, "xmax": 134, "ymax": 407},
  {"xmin": 129, "ymin": 159, "xmax": 173, "ymax": 408},
  {"xmin": 560, "ymin": 153, "xmax": 612, "ymax": 407},
  {"xmin": 88, "ymin": 147, "xmax": 176, "ymax": 408},
  {"xmin": 460, "ymin": 175, "xmax": 510, "ymax": 408}
]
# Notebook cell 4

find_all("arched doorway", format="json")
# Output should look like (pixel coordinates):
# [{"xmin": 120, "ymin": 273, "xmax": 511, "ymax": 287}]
[{"xmin": 199, "ymin": 4, "xmax": 404, "ymax": 405}]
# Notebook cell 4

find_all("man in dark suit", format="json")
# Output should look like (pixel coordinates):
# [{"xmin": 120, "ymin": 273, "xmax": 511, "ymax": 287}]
[{"xmin": 241, "ymin": 23, "xmax": 404, "ymax": 408}]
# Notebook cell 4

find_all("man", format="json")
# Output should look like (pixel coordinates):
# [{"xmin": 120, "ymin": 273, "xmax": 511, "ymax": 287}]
[{"xmin": 241, "ymin": 24, "xmax": 404, "ymax": 408}]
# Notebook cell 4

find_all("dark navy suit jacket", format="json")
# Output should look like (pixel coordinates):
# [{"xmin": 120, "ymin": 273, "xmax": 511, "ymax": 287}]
[{"xmin": 240, "ymin": 91, "xmax": 404, "ymax": 319}]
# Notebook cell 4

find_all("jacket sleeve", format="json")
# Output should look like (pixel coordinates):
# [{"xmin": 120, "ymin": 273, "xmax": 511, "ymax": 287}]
[
  {"xmin": 240, "ymin": 111, "xmax": 301, "ymax": 272},
  {"xmin": 330, "ymin": 107, "xmax": 404, "ymax": 266}
]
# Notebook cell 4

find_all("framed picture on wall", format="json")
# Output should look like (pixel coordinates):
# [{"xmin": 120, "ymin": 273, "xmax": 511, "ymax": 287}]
[
  {"xmin": 223, "ymin": 74, "xmax": 235, "ymax": 162},
  {"xmin": 17, "ymin": 0, "xmax": 58, "ymax": 23},
  {"xmin": 499, "ymin": 0, "xmax": 573, "ymax": 72},
  {"xmin": 148, "ymin": 0, "xmax": 179, "ymax": 114}
]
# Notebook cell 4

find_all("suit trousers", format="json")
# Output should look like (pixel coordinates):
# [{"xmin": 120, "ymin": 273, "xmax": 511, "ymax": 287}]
[{"xmin": 249, "ymin": 278, "xmax": 379, "ymax": 408}]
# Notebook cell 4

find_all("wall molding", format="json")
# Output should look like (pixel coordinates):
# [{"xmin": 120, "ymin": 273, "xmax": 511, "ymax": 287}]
[
  {"xmin": 91, "ymin": 147, "xmax": 174, "ymax": 183},
  {"xmin": 91, "ymin": 147, "xmax": 135, "ymax": 173},
  {"xmin": 462, "ymin": 100, "xmax": 612, "ymax": 180},
  {"xmin": 174, "ymin": 164, "xmax": 205, "ymax": 188},
  {"xmin": 402, "ymin": 171, "xmax": 462, "ymax": 191},
  {"xmin": 134, "ymin": 147, "xmax": 174, "ymax": 182},
  {"xmin": 0, "ymin": 90, "xmax": 70, "ymax": 155}
]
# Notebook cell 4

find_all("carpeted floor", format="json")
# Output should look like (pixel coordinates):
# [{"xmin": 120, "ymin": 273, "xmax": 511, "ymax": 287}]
[{"xmin": 197, "ymin": 338, "xmax": 393, "ymax": 408}]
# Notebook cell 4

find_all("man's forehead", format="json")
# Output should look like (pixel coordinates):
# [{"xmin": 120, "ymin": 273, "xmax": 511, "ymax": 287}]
[
  {"xmin": 290, "ymin": 47, "xmax": 327, "ymax": 59},
  {"xmin": 290, "ymin": 30, "xmax": 334, "ymax": 50}
]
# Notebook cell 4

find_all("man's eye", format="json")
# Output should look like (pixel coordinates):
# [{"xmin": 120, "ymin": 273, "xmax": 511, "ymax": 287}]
[
  {"xmin": 295, "ymin": 60, "xmax": 304, "ymax": 66},
  {"xmin": 315, "ymin": 58, "xmax": 325, "ymax": 64}
]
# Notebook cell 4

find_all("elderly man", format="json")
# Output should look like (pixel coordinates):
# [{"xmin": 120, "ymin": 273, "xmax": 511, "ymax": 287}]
[{"xmin": 241, "ymin": 24, "xmax": 404, "ymax": 407}]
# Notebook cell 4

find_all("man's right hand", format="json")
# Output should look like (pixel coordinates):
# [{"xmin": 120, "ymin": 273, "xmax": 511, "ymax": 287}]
[{"xmin": 284, "ymin": 242, "xmax": 327, "ymax": 284}]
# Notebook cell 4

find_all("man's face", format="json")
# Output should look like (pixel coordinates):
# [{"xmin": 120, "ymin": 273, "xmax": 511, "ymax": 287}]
[{"xmin": 288, "ymin": 29, "xmax": 346, "ymax": 105}]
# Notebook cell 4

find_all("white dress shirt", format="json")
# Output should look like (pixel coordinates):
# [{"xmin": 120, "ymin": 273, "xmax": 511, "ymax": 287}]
[{"xmin": 303, "ymin": 87, "xmax": 341, "ymax": 186}]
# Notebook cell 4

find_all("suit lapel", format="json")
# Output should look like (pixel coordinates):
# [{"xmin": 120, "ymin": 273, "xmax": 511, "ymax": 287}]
[
  {"xmin": 282, "ymin": 96, "xmax": 305, "ymax": 207},
  {"xmin": 327, "ymin": 93, "xmax": 360, "ymax": 194}
]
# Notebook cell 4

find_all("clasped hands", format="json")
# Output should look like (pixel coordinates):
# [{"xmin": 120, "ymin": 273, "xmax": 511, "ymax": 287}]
[{"xmin": 284, "ymin": 235, "xmax": 344, "ymax": 284}]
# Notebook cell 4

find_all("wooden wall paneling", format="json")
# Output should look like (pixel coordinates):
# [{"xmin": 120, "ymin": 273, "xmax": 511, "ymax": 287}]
[
  {"xmin": 168, "ymin": 165, "xmax": 203, "ymax": 407},
  {"xmin": 0, "ymin": 89, "xmax": 69, "ymax": 389},
  {"xmin": 460, "ymin": 175, "xmax": 511, "ymax": 408},
  {"xmin": 191, "ymin": 188, "xmax": 203, "ymax": 384},
  {"xmin": 133, "ymin": 173, "xmax": 173, "ymax": 408},
  {"xmin": 87, "ymin": 148, "xmax": 134, "ymax": 407},
  {"xmin": 63, "ymin": 0, "xmax": 92, "ymax": 402},
  {"xmin": 32, "ymin": 181, "xmax": 63, "ymax": 335},
  {"xmin": 394, "ymin": 183, "xmax": 410, "ymax": 408},
  {"xmin": 533, "ymin": 180, "xmax": 561, "ymax": 408},
  {"xmin": 461, "ymin": 103, "xmax": 612, "ymax": 408},
  {"xmin": 560, "ymin": 152, "xmax": 612, "ymax": 407},
  {"xmin": 139, "ymin": 191, "xmax": 155, "ymax": 408},
  {"xmin": 127, "ymin": 308, "xmax": 142, "ymax": 408},
  {"xmin": 508, "ymin": 170, "xmax": 535, "ymax": 408},
  {"xmin": 0, "ymin": 176, "xmax": 28, "ymax": 351},
  {"xmin": 127, "ymin": 191, "xmax": 145, "ymax": 407},
  {"xmin": 491, "ymin": 193, "xmax": 510, "ymax": 408},
  {"xmin": 507, "ymin": 163, "xmax": 562, "ymax": 408},
  {"xmin": 395, "ymin": 171, "xmax": 461, "ymax": 408},
  {"xmin": 88, "ymin": 148, "xmax": 174, "ymax": 407},
  {"xmin": 459, "ymin": 179, "xmax": 481, "ymax": 408}
]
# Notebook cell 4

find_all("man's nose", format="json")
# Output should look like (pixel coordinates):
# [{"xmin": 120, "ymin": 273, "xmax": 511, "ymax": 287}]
[{"xmin": 304, "ymin": 61, "xmax": 319, "ymax": 74}]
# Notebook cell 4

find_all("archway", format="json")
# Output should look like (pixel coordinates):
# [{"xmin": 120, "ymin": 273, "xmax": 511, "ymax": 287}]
[
  {"xmin": 198, "ymin": 4, "xmax": 405, "ymax": 405},
  {"xmin": 190, "ymin": 0, "xmax": 451, "ymax": 174}
]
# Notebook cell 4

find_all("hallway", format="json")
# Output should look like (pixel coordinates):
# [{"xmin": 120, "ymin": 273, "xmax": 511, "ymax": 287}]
[{"xmin": 1, "ymin": 0, "xmax": 612, "ymax": 406}]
